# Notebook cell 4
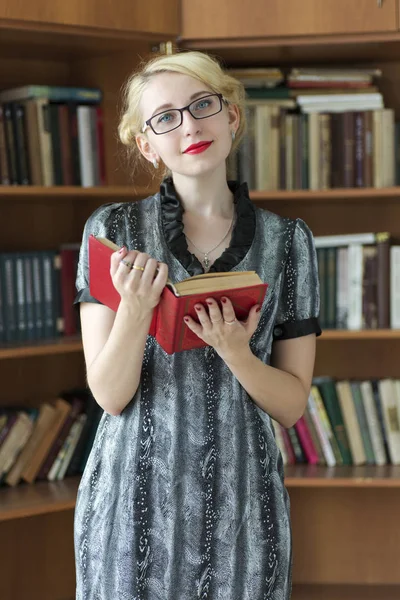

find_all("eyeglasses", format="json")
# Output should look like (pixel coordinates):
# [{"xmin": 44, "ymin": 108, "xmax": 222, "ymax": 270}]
[{"xmin": 142, "ymin": 93, "xmax": 225, "ymax": 135}]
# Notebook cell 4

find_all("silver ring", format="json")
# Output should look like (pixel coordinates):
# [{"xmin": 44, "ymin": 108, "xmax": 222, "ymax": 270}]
[
  {"xmin": 121, "ymin": 259, "xmax": 133, "ymax": 269},
  {"xmin": 224, "ymin": 318, "xmax": 237, "ymax": 326},
  {"xmin": 211, "ymin": 317, "xmax": 223, "ymax": 324}
]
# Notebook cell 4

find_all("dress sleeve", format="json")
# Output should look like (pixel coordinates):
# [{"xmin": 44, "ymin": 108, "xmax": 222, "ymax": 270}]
[
  {"xmin": 273, "ymin": 218, "xmax": 322, "ymax": 341},
  {"xmin": 74, "ymin": 203, "xmax": 120, "ymax": 305}
]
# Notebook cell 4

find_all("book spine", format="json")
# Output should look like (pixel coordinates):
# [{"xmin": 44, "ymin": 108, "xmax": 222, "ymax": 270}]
[
  {"xmin": 390, "ymin": 246, "xmax": 400, "ymax": 328},
  {"xmin": 294, "ymin": 417, "xmax": 319, "ymax": 464},
  {"xmin": 0, "ymin": 106, "xmax": 10, "ymax": 184}
]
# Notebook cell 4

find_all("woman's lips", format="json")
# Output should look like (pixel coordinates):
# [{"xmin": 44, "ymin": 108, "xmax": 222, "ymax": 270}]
[{"xmin": 184, "ymin": 142, "xmax": 212, "ymax": 154}]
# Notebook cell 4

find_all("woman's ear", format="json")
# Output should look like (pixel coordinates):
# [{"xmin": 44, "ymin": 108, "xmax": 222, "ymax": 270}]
[
  {"xmin": 135, "ymin": 134, "xmax": 159, "ymax": 164},
  {"xmin": 227, "ymin": 103, "xmax": 240, "ymax": 133}
]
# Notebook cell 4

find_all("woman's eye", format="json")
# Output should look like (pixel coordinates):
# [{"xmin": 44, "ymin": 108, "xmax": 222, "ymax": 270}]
[
  {"xmin": 158, "ymin": 112, "xmax": 175, "ymax": 123},
  {"xmin": 194, "ymin": 99, "xmax": 211, "ymax": 110}
]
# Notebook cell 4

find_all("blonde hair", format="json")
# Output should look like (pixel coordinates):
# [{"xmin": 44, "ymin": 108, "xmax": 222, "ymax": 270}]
[{"xmin": 118, "ymin": 50, "xmax": 246, "ymax": 179}]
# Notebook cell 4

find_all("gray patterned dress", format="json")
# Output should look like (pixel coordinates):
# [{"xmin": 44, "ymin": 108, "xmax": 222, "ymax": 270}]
[{"xmin": 74, "ymin": 178, "xmax": 321, "ymax": 600}]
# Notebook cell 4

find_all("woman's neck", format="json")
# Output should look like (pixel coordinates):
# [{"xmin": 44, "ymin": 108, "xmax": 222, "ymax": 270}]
[{"xmin": 171, "ymin": 168, "xmax": 234, "ymax": 219}]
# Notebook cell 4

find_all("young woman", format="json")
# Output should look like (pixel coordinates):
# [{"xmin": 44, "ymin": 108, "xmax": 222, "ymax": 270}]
[{"xmin": 74, "ymin": 50, "xmax": 321, "ymax": 600}]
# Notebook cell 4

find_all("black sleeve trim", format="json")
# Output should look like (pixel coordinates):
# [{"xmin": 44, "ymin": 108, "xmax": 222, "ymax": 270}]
[
  {"xmin": 74, "ymin": 288, "xmax": 103, "ymax": 305},
  {"xmin": 273, "ymin": 317, "xmax": 322, "ymax": 341}
]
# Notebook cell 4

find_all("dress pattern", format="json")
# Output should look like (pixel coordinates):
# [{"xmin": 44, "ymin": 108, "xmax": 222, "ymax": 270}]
[{"xmin": 74, "ymin": 178, "xmax": 321, "ymax": 600}]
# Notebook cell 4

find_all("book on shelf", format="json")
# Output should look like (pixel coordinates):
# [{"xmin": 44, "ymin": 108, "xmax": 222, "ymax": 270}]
[
  {"xmin": 0, "ymin": 84, "xmax": 105, "ymax": 187},
  {"xmin": 273, "ymin": 376, "xmax": 400, "ymax": 468},
  {"xmin": 89, "ymin": 235, "xmax": 268, "ymax": 354},
  {"xmin": 313, "ymin": 231, "xmax": 400, "ymax": 331}
]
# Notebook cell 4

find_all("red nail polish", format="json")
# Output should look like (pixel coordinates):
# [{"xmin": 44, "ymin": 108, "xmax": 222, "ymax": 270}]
[
  {"xmin": 195, "ymin": 306, "xmax": 201, "ymax": 311},
  {"xmin": 206, "ymin": 299, "xmax": 213, "ymax": 305},
  {"xmin": 221, "ymin": 298, "xmax": 227, "ymax": 303},
  {"xmin": 118, "ymin": 246, "xmax": 126, "ymax": 254},
  {"xmin": 184, "ymin": 317, "xmax": 189, "ymax": 322},
  {"xmin": 256, "ymin": 306, "xmax": 261, "ymax": 313}
]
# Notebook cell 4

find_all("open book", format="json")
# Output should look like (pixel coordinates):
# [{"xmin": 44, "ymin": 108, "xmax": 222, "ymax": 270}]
[{"xmin": 89, "ymin": 235, "xmax": 268, "ymax": 354}]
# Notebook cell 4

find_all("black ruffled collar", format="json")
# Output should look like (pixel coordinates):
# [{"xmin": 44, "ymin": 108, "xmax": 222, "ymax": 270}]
[{"xmin": 159, "ymin": 176, "xmax": 256, "ymax": 276}]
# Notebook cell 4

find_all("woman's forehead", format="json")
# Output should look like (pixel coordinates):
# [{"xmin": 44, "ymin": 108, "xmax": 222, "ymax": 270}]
[{"xmin": 141, "ymin": 72, "xmax": 213, "ymax": 111}]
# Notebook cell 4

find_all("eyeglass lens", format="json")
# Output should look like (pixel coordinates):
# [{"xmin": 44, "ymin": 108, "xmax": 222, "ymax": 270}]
[{"xmin": 150, "ymin": 94, "xmax": 222, "ymax": 134}]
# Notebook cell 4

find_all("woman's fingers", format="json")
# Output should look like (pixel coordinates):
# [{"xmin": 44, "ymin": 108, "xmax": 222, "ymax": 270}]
[
  {"xmin": 220, "ymin": 297, "xmax": 237, "ymax": 324},
  {"xmin": 205, "ymin": 298, "xmax": 223, "ymax": 324}
]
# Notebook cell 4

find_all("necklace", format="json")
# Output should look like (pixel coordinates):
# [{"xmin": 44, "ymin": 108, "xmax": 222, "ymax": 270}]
[{"xmin": 185, "ymin": 215, "xmax": 235, "ymax": 270}]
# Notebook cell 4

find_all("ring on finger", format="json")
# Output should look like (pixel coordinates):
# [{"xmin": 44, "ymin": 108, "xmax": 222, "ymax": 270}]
[
  {"xmin": 211, "ymin": 316, "xmax": 223, "ymax": 324},
  {"xmin": 224, "ymin": 318, "xmax": 237, "ymax": 325},
  {"xmin": 132, "ymin": 265, "xmax": 145, "ymax": 272},
  {"xmin": 121, "ymin": 259, "xmax": 133, "ymax": 269}
]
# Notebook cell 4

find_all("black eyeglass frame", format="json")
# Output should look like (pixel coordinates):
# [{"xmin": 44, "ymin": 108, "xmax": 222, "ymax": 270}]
[{"xmin": 141, "ymin": 93, "xmax": 226, "ymax": 135}]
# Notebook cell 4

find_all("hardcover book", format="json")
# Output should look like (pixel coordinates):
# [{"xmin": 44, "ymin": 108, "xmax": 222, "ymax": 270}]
[{"xmin": 88, "ymin": 235, "xmax": 268, "ymax": 354}]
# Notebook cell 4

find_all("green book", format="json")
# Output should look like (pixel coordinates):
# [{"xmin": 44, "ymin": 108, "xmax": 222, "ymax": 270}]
[
  {"xmin": 350, "ymin": 382, "xmax": 376, "ymax": 464},
  {"xmin": 314, "ymin": 376, "xmax": 353, "ymax": 465}
]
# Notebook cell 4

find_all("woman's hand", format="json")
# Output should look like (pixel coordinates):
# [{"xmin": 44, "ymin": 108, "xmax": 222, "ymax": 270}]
[
  {"xmin": 184, "ymin": 296, "xmax": 262, "ymax": 362},
  {"xmin": 110, "ymin": 247, "xmax": 169, "ymax": 318}
]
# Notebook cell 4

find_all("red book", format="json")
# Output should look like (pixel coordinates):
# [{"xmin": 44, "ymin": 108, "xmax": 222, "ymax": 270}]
[
  {"xmin": 294, "ymin": 416, "xmax": 319, "ymax": 465},
  {"xmin": 89, "ymin": 235, "xmax": 268, "ymax": 354}
]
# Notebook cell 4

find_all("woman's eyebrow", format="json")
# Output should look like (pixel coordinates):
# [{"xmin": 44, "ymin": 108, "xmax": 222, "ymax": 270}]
[{"xmin": 151, "ymin": 91, "xmax": 212, "ymax": 117}]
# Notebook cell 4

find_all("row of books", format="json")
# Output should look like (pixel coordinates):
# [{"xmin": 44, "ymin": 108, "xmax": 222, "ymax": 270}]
[
  {"xmin": 0, "ymin": 85, "xmax": 105, "ymax": 187},
  {"xmin": 314, "ymin": 232, "xmax": 400, "ymax": 330},
  {"xmin": 273, "ymin": 376, "xmax": 400, "ymax": 467},
  {"xmin": 0, "ymin": 388, "xmax": 103, "ymax": 487},
  {"xmin": 0, "ymin": 245, "xmax": 80, "ymax": 343},
  {"xmin": 228, "ymin": 66, "xmax": 382, "ymax": 90},
  {"xmin": 2, "ymin": 373, "xmax": 400, "ymax": 489},
  {"xmin": 231, "ymin": 102, "xmax": 398, "ymax": 191}
]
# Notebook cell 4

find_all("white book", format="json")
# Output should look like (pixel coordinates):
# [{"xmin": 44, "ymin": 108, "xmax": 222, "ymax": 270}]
[
  {"xmin": 308, "ymin": 113, "xmax": 319, "ymax": 191},
  {"xmin": 301, "ymin": 102, "xmax": 383, "ymax": 114},
  {"xmin": 360, "ymin": 381, "xmax": 386, "ymax": 465},
  {"xmin": 378, "ymin": 379, "xmax": 400, "ymax": 465},
  {"xmin": 390, "ymin": 246, "xmax": 400, "ymax": 328},
  {"xmin": 77, "ymin": 105, "xmax": 95, "ymax": 187},
  {"xmin": 347, "ymin": 244, "xmax": 363, "ymax": 330},
  {"xmin": 314, "ymin": 232, "xmax": 376, "ymax": 248},
  {"xmin": 307, "ymin": 390, "xmax": 336, "ymax": 467},
  {"xmin": 297, "ymin": 93, "xmax": 383, "ymax": 105}
]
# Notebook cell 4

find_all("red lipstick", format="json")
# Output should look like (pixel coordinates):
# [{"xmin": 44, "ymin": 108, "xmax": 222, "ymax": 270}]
[{"xmin": 183, "ymin": 141, "xmax": 212, "ymax": 154}]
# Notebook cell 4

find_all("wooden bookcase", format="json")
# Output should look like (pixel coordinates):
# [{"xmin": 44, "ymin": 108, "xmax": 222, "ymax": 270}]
[{"xmin": 1, "ymin": 1, "xmax": 400, "ymax": 598}]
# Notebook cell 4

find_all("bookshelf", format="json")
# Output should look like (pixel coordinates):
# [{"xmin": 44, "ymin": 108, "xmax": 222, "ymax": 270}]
[
  {"xmin": 1, "ymin": 2, "xmax": 400, "ymax": 599},
  {"xmin": 179, "ymin": 3, "xmax": 400, "ymax": 600}
]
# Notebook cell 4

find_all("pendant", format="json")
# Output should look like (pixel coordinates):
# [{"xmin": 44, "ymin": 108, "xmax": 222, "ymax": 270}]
[{"xmin": 203, "ymin": 254, "xmax": 210, "ymax": 269}]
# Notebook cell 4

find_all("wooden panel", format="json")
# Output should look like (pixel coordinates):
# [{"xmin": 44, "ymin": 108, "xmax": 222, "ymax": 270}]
[
  {"xmin": 1, "ymin": 0, "xmax": 179, "ymax": 35},
  {"xmin": 257, "ymin": 198, "xmax": 400, "ymax": 238},
  {"xmin": 290, "ymin": 487, "xmax": 400, "ymax": 584},
  {"xmin": 0, "ymin": 511, "xmax": 75, "ymax": 600},
  {"xmin": 181, "ymin": 0, "xmax": 398, "ymax": 40},
  {"xmin": 292, "ymin": 584, "xmax": 400, "ymax": 600},
  {"xmin": 315, "ymin": 338, "xmax": 400, "ymax": 379},
  {"xmin": 0, "ymin": 353, "xmax": 85, "ymax": 406}
]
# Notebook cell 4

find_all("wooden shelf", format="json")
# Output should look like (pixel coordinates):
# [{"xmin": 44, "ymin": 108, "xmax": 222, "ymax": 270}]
[
  {"xmin": 1, "ymin": 185, "xmax": 399, "ymax": 204},
  {"xmin": 1, "ymin": 466, "xmax": 400, "ymax": 522},
  {"xmin": 250, "ymin": 186, "xmax": 400, "ymax": 203},
  {"xmin": 0, "ymin": 330, "xmax": 399, "ymax": 360},
  {"xmin": 320, "ymin": 329, "xmax": 400, "ymax": 340},
  {"xmin": 0, "ymin": 336, "xmax": 82, "ymax": 359},
  {"xmin": 285, "ymin": 465, "xmax": 400, "ymax": 488},
  {"xmin": 0, "ymin": 185, "xmax": 157, "ymax": 201},
  {"xmin": 0, "ymin": 18, "xmax": 173, "ymax": 60},
  {"xmin": 0, "ymin": 477, "xmax": 80, "ymax": 522},
  {"xmin": 181, "ymin": 30, "xmax": 400, "ymax": 65}
]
